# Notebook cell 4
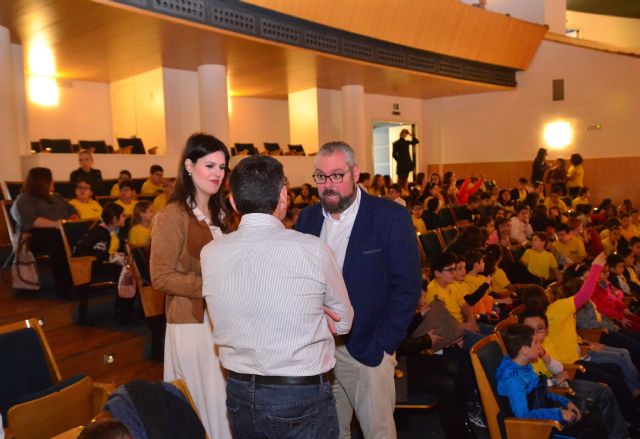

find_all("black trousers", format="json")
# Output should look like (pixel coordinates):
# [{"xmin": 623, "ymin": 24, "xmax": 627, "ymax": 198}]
[{"xmin": 28, "ymin": 228, "xmax": 72, "ymax": 296}]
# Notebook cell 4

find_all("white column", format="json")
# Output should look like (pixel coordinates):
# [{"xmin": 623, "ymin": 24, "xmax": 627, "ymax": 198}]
[
  {"xmin": 288, "ymin": 88, "xmax": 320, "ymax": 154},
  {"xmin": 341, "ymin": 85, "xmax": 368, "ymax": 170},
  {"xmin": 0, "ymin": 26, "xmax": 22, "ymax": 180},
  {"xmin": 197, "ymin": 64, "xmax": 230, "ymax": 146}
]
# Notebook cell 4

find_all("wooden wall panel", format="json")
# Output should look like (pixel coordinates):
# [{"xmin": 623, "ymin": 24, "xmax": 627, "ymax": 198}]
[
  {"xmin": 426, "ymin": 156, "xmax": 640, "ymax": 206},
  {"xmin": 245, "ymin": 0, "xmax": 548, "ymax": 69}
]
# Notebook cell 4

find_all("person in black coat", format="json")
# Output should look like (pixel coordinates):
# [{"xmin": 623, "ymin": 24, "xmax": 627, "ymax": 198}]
[
  {"xmin": 392, "ymin": 129, "xmax": 418, "ymax": 187},
  {"xmin": 70, "ymin": 150, "xmax": 103, "ymax": 193}
]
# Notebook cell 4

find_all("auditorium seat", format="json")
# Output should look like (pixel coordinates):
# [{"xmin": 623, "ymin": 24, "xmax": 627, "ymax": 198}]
[
  {"xmin": 263, "ymin": 142, "xmax": 283, "ymax": 155},
  {"xmin": 117, "ymin": 138, "xmax": 146, "ymax": 154},
  {"xmin": 40, "ymin": 139, "xmax": 73, "ymax": 154},
  {"xmin": 234, "ymin": 143, "xmax": 257, "ymax": 155},
  {"xmin": 287, "ymin": 144, "xmax": 305, "ymax": 155},
  {"xmin": 79, "ymin": 140, "xmax": 110, "ymax": 154}
]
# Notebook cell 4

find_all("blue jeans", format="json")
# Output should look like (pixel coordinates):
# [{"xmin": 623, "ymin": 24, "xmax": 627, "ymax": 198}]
[
  {"xmin": 226, "ymin": 376, "xmax": 338, "ymax": 438},
  {"xmin": 589, "ymin": 346, "xmax": 640, "ymax": 394}
]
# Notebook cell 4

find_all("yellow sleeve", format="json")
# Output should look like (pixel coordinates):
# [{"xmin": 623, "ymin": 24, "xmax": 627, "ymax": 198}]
[
  {"xmin": 110, "ymin": 184, "xmax": 120, "ymax": 197},
  {"xmin": 521, "ymin": 249, "xmax": 531, "ymax": 265},
  {"xmin": 547, "ymin": 251, "xmax": 558, "ymax": 269},
  {"xmin": 576, "ymin": 239, "xmax": 586, "ymax": 259}
]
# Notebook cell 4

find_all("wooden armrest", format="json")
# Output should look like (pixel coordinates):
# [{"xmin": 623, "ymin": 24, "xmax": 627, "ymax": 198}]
[
  {"xmin": 548, "ymin": 385, "xmax": 575, "ymax": 397},
  {"xmin": 3, "ymin": 427, "xmax": 13, "ymax": 439},
  {"xmin": 92, "ymin": 382, "xmax": 114, "ymax": 414},
  {"xmin": 68, "ymin": 256, "xmax": 96, "ymax": 286},
  {"xmin": 577, "ymin": 328, "xmax": 603, "ymax": 343},
  {"xmin": 504, "ymin": 418, "xmax": 562, "ymax": 439},
  {"xmin": 564, "ymin": 363, "xmax": 586, "ymax": 379}
]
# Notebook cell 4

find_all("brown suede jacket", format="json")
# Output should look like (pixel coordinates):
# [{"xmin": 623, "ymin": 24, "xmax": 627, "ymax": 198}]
[{"xmin": 150, "ymin": 202, "xmax": 214, "ymax": 324}]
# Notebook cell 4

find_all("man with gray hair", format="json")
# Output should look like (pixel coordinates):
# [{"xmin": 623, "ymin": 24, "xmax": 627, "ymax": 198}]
[
  {"xmin": 296, "ymin": 142, "xmax": 422, "ymax": 438},
  {"xmin": 202, "ymin": 155, "xmax": 353, "ymax": 438}
]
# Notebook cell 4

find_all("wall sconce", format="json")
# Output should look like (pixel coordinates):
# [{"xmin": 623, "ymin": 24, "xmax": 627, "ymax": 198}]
[
  {"xmin": 544, "ymin": 121, "xmax": 572, "ymax": 149},
  {"xmin": 27, "ymin": 37, "xmax": 59, "ymax": 106}
]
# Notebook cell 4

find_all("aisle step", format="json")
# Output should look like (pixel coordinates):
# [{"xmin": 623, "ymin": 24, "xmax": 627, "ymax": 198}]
[
  {"xmin": 0, "ymin": 294, "xmax": 74, "ymax": 329},
  {"xmin": 96, "ymin": 359, "xmax": 164, "ymax": 387}
]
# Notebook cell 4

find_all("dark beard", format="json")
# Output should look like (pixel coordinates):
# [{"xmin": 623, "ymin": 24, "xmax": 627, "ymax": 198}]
[{"xmin": 320, "ymin": 184, "xmax": 357, "ymax": 214}]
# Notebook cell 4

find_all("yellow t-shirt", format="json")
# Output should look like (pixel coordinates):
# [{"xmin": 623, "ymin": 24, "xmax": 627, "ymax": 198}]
[
  {"xmin": 546, "ymin": 296, "xmax": 580, "ymax": 364},
  {"xmin": 627, "ymin": 266, "xmax": 640, "ymax": 288},
  {"xmin": 630, "ymin": 224, "xmax": 640, "ymax": 238},
  {"xmin": 544, "ymin": 198, "xmax": 568, "ymax": 214},
  {"xmin": 412, "ymin": 216, "xmax": 427, "ymax": 235},
  {"xmin": 490, "ymin": 268, "xmax": 511, "ymax": 295},
  {"xmin": 567, "ymin": 164, "xmax": 584, "ymax": 188},
  {"xmin": 621, "ymin": 226, "xmax": 635, "ymax": 242},
  {"xmin": 109, "ymin": 230, "xmax": 120, "ymax": 255},
  {"xmin": 140, "ymin": 179, "xmax": 163, "ymax": 196},
  {"xmin": 521, "ymin": 249, "xmax": 558, "ymax": 279},
  {"xmin": 464, "ymin": 273, "xmax": 493, "ymax": 315},
  {"xmin": 69, "ymin": 198, "xmax": 102, "ymax": 220},
  {"xmin": 153, "ymin": 193, "xmax": 168, "ymax": 212},
  {"xmin": 425, "ymin": 280, "xmax": 466, "ymax": 323},
  {"xmin": 571, "ymin": 196, "xmax": 590, "ymax": 208},
  {"xmin": 128, "ymin": 224, "xmax": 151, "ymax": 248},
  {"xmin": 115, "ymin": 199, "xmax": 138, "ymax": 217},
  {"xmin": 110, "ymin": 183, "xmax": 120, "ymax": 197},
  {"xmin": 551, "ymin": 237, "xmax": 586, "ymax": 263}
]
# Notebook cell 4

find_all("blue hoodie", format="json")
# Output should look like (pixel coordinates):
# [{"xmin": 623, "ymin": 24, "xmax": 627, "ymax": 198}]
[{"xmin": 495, "ymin": 356, "xmax": 570, "ymax": 422}]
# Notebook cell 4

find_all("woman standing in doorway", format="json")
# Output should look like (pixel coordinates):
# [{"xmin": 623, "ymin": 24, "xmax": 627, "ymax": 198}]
[{"xmin": 150, "ymin": 133, "xmax": 232, "ymax": 438}]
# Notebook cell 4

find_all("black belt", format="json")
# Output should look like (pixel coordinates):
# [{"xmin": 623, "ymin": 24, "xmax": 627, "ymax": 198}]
[{"xmin": 227, "ymin": 370, "xmax": 329, "ymax": 385}]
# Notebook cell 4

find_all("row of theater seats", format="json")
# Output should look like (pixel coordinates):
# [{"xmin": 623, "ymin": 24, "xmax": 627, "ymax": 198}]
[
  {"xmin": 232, "ymin": 142, "xmax": 306, "ymax": 156},
  {"xmin": 31, "ymin": 138, "xmax": 151, "ymax": 154},
  {"xmin": 2, "ymin": 178, "xmax": 150, "ymax": 200}
]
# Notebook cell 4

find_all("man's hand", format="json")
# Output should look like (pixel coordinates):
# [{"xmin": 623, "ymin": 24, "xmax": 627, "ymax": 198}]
[
  {"xmin": 590, "ymin": 342, "xmax": 606, "ymax": 352},
  {"xmin": 565, "ymin": 402, "xmax": 582, "ymax": 422},
  {"xmin": 324, "ymin": 307, "xmax": 341, "ymax": 335}
]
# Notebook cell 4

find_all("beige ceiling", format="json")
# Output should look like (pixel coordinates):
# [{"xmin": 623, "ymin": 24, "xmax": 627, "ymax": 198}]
[{"xmin": 0, "ymin": 0, "xmax": 515, "ymax": 99}]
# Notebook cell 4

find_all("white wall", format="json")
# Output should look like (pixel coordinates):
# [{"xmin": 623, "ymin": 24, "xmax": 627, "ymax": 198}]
[
  {"xmin": 110, "ymin": 68, "xmax": 166, "ymax": 154},
  {"xmin": 163, "ymin": 68, "xmax": 200, "ymax": 155},
  {"xmin": 27, "ymin": 79, "xmax": 112, "ymax": 146},
  {"xmin": 230, "ymin": 96, "xmax": 289, "ymax": 151},
  {"xmin": 422, "ymin": 40, "xmax": 640, "ymax": 165},
  {"xmin": 566, "ymin": 11, "xmax": 640, "ymax": 50}
]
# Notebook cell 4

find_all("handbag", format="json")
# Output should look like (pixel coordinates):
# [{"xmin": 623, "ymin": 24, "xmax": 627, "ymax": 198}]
[
  {"xmin": 11, "ymin": 239, "xmax": 40, "ymax": 290},
  {"xmin": 118, "ymin": 257, "xmax": 136, "ymax": 299},
  {"xmin": 411, "ymin": 296, "xmax": 464, "ymax": 351}
]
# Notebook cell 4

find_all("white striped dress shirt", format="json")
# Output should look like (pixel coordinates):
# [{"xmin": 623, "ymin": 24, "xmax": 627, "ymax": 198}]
[{"xmin": 201, "ymin": 213, "xmax": 353, "ymax": 376}]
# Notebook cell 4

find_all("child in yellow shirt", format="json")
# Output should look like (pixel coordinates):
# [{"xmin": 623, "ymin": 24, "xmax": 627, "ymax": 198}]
[
  {"xmin": 128, "ymin": 201, "xmax": 154, "ymax": 248},
  {"xmin": 68, "ymin": 177, "xmax": 102, "ymax": 220},
  {"xmin": 140, "ymin": 164, "xmax": 164, "ymax": 196},
  {"xmin": 115, "ymin": 180, "xmax": 138, "ymax": 217},
  {"xmin": 110, "ymin": 169, "xmax": 132, "ymax": 197},
  {"xmin": 521, "ymin": 233, "xmax": 562, "ymax": 283},
  {"xmin": 409, "ymin": 201, "xmax": 427, "ymax": 235}
]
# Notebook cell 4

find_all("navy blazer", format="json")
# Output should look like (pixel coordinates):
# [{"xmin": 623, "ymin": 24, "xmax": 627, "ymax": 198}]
[{"xmin": 296, "ymin": 190, "xmax": 422, "ymax": 367}]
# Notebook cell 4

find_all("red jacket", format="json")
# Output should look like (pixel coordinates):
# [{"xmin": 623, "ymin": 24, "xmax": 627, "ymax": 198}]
[{"xmin": 592, "ymin": 281, "xmax": 625, "ymax": 320}]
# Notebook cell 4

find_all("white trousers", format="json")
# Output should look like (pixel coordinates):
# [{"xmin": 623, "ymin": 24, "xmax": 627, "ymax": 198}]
[
  {"xmin": 164, "ymin": 312, "xmax": 232, "ymax": 439},
  {"xmin": 333, "ymin": 344, "xmax": 397, "ymax": 439}
]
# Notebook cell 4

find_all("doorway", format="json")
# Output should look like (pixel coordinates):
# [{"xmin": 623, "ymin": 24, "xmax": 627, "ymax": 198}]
[{"xmin": 371, "ymin": 122, "xmax": 417, "ymax": 182}]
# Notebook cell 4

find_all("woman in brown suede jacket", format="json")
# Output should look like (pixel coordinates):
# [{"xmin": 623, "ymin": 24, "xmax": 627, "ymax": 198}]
[{"xmin": 150, "ymin": 133, "xmax": 232, "ymax": 439}]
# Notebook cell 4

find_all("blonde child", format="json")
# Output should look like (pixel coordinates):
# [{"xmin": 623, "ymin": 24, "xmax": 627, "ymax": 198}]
[{"xmin": 128, "ymin": 200, "xmax": 154, "ymax": 248}]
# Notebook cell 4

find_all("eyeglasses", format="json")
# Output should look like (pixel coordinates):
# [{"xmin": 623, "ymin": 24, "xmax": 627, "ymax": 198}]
[
  {"xmin": 76, "ymin": 185, "xmax": 92, "ymax": 191},
  {"xmin": 312, "ymin": 168, "xmax": 352, "ymax": 184},
  {"xmin": 532, "ymin": 326, "xmax": 547, "ymax": 333},
  {"xmin": 441, "ymin": 266, "xmax": 457, "ymax": 273}
]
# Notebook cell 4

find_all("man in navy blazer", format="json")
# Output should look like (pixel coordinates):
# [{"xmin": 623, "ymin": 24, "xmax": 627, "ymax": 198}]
[{"xmin": 296, "ymin": 141, "xmax": 422, "ymax": 438}]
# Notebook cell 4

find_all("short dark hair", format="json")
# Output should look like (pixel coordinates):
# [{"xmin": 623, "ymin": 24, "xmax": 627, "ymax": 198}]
[
  {"xmin": 518, "ymin": 177, "xmax": 528, "ymax": 184},
  {"xmin": 426, "ymin": 197, "xmax": 439, "ymax": 211},
  {"xmin": 532, "ymin": 232, "xmax": 548, "ymax": 243},
  {"xmin": 430, "ymin": 251, "xmax": 459, "ymax": 274},
  {"xmin": 518, "ymin": 309, "xmax": 548, "ymax": 327},
  {"xmin": 119, "ymin": 180, "xmax": 135, "ymax": 191},
  {"xmin": 75, "ymin": 177, "xmax": 94, "ymax": 192},
  {"xmin": 618, "ymin": 247, "xmax": 633, "ymax": 259},
  {"xmin": 630, "ymin": 236, "xmax": 640, "ymax": 246},
  {"xmin": 555, "ymin": 223, "xmax": 570, "ymax": 234},
  {"xmin": 464, "ymin": 250, "xmax": 484, "ymax": 272},
  {"xmin": 521, "ymin": 284, "xmax": 548, "ymax": 312},
  {"xmin": 230, "ymin": 155, "xmax": 284, "ymax": 215},
  {"xmin": 606, "ymin": 253, "xmax": 624, "ymax": 268},
  {"xmin": 503, "ymin": 324, "xmax": 535, "ymax": 359},
  {"xmin": 389, "ymin": 184, "xmax": 401, "ymax": 193},
  {"xmin": 358, "ymin": 172, "xmax": 371, "ymax": 183},
  {"xmin": 119, "ymin": 170, "xmax": 132, "ymax": 178},
  {"xmin": 102, "ymin": 202, "xmax": 124, "ymax": 225},
  {"xmin": 480, "ymin": 192, "xmax": 491, "ymax": 201},
  {"xmin": 23, "ymin": 167, "xmax": 53, "ymax": 199},
  {"xmin": 570, "ymin": 153, "xmax": 583, "ymax": 166},
  {"xmin": 516, "ymin": 204, "xmax": 529, "ymax": 214},
  {"xmin": 150, "ymin": 165, "xmax": 164, "ymax": 174},
  {"xmin": 78, "ymin": 420, "xmax": 131, "ymax": 439},
  {"xmin": 467, "ymin": 195, "xmax": 479, "ymax": 204}
]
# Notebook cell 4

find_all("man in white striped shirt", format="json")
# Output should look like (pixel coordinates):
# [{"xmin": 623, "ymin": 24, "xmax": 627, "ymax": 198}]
[{"xmin": 202, "ymin": 155, "xmax": 353, "ymax": 438}]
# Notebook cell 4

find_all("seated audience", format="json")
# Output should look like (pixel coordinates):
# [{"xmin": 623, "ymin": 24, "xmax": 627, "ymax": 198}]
[
  {"xmin": 520, "ymin": 232, "xmax": 562, "ymax": 283},
  {"xmin": 620, "ymin": 213, "xmax": 636, "ymax": 242},
  {"xmin": 110, "ymin": 169, "xmax": 132, "ymax": 196},
  {"xmin": 544, "ymin": 190, "xmax": 568, "ymax": 215},
  {"xmin": 11, "ymin": 167, "xmax": 77, "ymax": 297},
  {"xmin": 128, "ymin": 201, "xmax": 154, "ymax": 248},
  {"xmin": 293, "ymin": 183, "xmax": 319, "ymax": 207},
  {"xmin": 456, "ymin": 175, "xmax": 483, "ymax": 205},
  {"xmin": 140, "ymin": 165, "xmax": 164, "ymax": 196},
  {"xmin": 409, "ymin": 201, "xmax": 427, "ymax": 234},
  {"xmin": 572, "ymin": 187, "xmax": 591, "ymax": 209},
  {"xmin": 463, "ymin": 250, "xmax": 497, "ymax": 327},
  {"xmin": 456, "ymin": 195, "xmax": 478, "ymax": 223},
  {"xmin": 388, "ymin": 183, "xmax": 406, "ymax": 207},
  {"xmin": 510, "ymin": 177, "xmax": 529, "ymax": 203},
  {"xmin": 530, "ymin": 204, "xmax": 550, "ymax": 232},
  {"xmin": 68, "ymin": 177, "xmax": 102, "ymax": 220},
  {"xmin": 602, "ymin": 225, "xmax": 625, "ymax": 256},
  {"xmin": 510, "ymin": 206, "xmax": 533, "ymax": 245},
  {"xmin": 422, "ymin": 184, "xmax": 444, "ymax": 210},
  {"xmin": 477, "ymin": 192, "xmax": 493, "ymax": 218},
  {"xmin": 70, "ymin": 150, "xmax": 103, "ymax": 193},
  {"xmin": 422, "ymin": 197, "xmax": 440, "ymax": 230},
  {"xmin": 496, "ymin": 324, "xmax": 608, "ymax": 437},
  {"xmin": 368, "ymin": 174, "xmax": 387, "ymax": 197},
  {"xmin": 551, "ymin": 223, "xmax": 587, "ymax": 267},
  {"xmin": 115, "ymin": 180, "xmax": 138, "ymax": 217},
  {"xmin": 630, "ymin": 211, "xmax": 640, "ymax": 237},
  {"xmin": 357, "ymin": 172, "xmax": 371, "ymax": 191},
  {"xmin": 152, "ymin": 179, "xmax": 174, "ymax": 212},
  {"xmin": 496, "ymin": 189, "xmax": 514, "ymax": 213}
]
